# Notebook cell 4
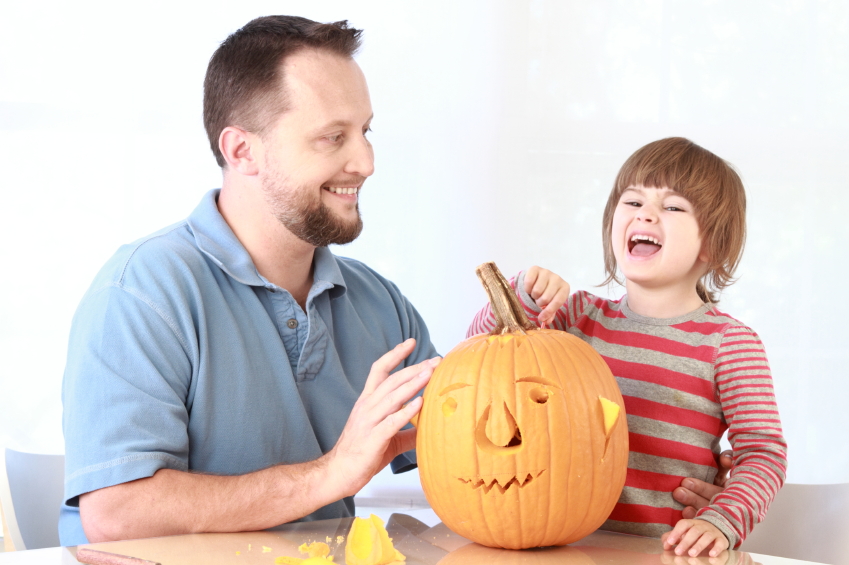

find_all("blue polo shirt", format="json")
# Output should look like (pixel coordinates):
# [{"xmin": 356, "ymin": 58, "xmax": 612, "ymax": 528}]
[{"xmin": 60, "ymin": 189, "xmax": 437, "ymax": 546}]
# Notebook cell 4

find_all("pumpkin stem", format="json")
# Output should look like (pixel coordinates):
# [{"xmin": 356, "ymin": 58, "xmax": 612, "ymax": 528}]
[{"xmin": 476, "ymin": 262, "xmax": 537, "ymax": 335}]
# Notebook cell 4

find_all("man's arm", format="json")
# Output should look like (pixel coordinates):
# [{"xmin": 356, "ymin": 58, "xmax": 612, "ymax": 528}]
[{"xmin": 80, "ymin": 339, "xmax": 439, "ymax": 542}]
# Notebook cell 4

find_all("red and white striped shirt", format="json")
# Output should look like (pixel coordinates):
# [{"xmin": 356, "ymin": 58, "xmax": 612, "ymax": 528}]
[{"xmin": 467, "ymin": 273, "xmax": 787, "ymax": 548}]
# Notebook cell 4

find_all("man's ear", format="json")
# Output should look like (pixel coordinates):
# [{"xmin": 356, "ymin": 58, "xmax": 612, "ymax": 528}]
[{"xmin": 219, "ymin": 126, "xmax": 261, "ymax": 175}]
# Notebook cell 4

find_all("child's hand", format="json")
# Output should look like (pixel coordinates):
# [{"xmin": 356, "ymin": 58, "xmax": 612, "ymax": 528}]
[
  {"xmin": 661, "ymin": 519, "xmax": 729, "ymax": 557},
  {"xmin": 523, "ymin": 266, "xmax": 570, "ymax": 326}
]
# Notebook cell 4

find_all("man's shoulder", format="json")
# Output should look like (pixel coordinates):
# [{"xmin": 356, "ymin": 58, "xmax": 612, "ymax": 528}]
[{"xmin": 86, "ymin": 220, "xmax": 210, "ymax": 296}]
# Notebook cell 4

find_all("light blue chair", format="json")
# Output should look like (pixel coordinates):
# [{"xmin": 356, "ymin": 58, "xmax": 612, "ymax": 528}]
[
  {"xmin": 0, "ymin": 448, "xmax": 65, "ymax": 550},
  {"xmin": 739, "ymin": 482, "xmax": 849, "ymax": 565}
]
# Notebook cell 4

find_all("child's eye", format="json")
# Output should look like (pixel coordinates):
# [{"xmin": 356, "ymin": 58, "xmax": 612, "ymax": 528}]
[{"xmin": 622, "ymin": 200, "xmax": 641, "ymax": 207}]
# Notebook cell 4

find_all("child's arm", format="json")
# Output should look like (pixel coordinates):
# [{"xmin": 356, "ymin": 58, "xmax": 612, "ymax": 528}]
[
  {"xmin": 467, "ymin": 266, "xmax": 571, "ymax": 337},
  {"xmin": 667, "ymin": 324, "xmax": 788, "ymax": 555}
]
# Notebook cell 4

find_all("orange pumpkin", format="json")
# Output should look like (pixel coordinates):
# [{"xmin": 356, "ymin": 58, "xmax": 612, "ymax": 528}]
[
  {"xmin": 437, "ymin": 541, "xmax": 599, "ymax": 565},
  {"xmin": 417, "ymin": 262, "xmax": 628, "ymax": 549}
]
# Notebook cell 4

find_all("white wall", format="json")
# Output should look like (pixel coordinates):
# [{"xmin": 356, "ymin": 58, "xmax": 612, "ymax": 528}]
[{"xmin": 1, "ymin": 0, "xmax": 847, "ymax": 489}]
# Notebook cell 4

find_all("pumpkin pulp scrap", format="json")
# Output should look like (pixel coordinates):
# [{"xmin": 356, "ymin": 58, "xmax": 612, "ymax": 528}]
[
  {"xmin": 345, "ymin": 514, "xmax": 406, "ymax": 565},
  {"xmin": 275, "ymin": 541, "xmax": 335, "ymax": 564}
]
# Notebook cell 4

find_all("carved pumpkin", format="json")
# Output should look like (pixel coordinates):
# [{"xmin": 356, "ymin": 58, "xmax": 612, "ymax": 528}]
[
  {"xmin": 437, "ymin": 541, "xmax": 598, "ymax": 565},
  {"xmin": 417, "ymin": 262, "xmax": 628, "ymax": 549}
]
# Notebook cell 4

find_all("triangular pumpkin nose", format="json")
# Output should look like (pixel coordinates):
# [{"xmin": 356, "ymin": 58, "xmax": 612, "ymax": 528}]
[{"xmin": 485, "ymin": 401, "xmax": 521, "ymax": 447}]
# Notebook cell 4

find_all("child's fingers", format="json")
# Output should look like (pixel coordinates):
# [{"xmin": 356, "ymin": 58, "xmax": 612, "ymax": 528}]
[
  {"xmin": 665, "ymin": 520, "xmax": 729, "ymax": 558},
  {"xmin": 523, "ymin": 266, "xmax": 541, "ymax": 295},
  {"xmin": 662, "ymin": 520, "xmax": 690, "ymax": 550},
  {"xmin": 706, "ymin": 533, "xmax": 729, "ymax": 557},
  {"xmin": 686, "ymin": 530, "xmax": 726, "ymax": 558}
]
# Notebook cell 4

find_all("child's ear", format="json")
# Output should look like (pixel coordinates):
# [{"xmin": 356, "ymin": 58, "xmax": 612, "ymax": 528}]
[{"xmin": 698, "ymin": 243, "xmax": 711, "ymax": 265}]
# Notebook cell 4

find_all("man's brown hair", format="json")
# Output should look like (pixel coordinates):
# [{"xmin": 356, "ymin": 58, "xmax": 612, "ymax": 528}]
[
  {"xmin": 203, "ymin": 16, "xmax": 363, "ymax": 168},
  {"xmin": 601, "ymin": 137, "xmax": 747, "ymax": 304}
]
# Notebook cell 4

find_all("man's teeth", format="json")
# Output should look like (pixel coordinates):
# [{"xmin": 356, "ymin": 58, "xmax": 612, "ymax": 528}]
[
  {"xmin": 326, "ymin": 187, "xmax": 359, "ymax": 195},
  {"xmin": 631, "ymin": 234, "xmax": 660, "ymax": 245}
]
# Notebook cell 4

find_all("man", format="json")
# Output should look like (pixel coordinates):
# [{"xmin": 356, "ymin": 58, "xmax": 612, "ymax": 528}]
[
  {"xmin": 61, "ymin": 15, "xmax": 725, "ymax": 546},
  {"xmin": 60, "ymin": 16, "xmax": 439, "ymax": 545}
]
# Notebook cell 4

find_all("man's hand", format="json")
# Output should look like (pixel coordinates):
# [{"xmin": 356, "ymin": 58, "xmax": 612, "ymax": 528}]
[
  {"xmin": 661, "ymin": 519, "xmax": 729, "ymax": 558},
  {"xmin": 673, "ymin": 450, "xmax": 732, "ymax": 518},
  {"xmin": 324, "ymin": 338, "xmax": 440, "ymax": 497},
  {"xmin": 523, "ymin": 266, "xmax": 570, "ymax": 326}
]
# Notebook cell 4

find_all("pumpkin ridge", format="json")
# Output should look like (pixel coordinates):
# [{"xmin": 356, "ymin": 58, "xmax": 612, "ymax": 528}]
[
  {"xmin": 475, "ymin": 339, "xmax": 496, "ymax": 546},
  {"xmin": 547, "ymin": 333, "xmax": 571, "ymax": 544},
  {"xmin": 520, "ymin": 332, "xmax": 549, "ymax": 546},
  {"xmin": 570, "ymin": 340, "xmax": 599, "ymax": 540}
]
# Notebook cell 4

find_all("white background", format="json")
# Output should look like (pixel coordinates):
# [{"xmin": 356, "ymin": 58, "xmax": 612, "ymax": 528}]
[{"xmin": 1, "ymin": 0, "xmax": 847, "ymax": 498}]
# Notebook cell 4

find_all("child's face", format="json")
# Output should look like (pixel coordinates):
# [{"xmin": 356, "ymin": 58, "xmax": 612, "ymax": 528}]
[{"xmin": 611, "ymin": 185, "xmax": 709, "ymax": 295}]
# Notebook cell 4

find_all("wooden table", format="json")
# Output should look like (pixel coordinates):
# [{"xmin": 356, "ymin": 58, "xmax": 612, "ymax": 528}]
[{"xmin": 0, "ymin": 512, "xmax": 827, "ymax": 565}]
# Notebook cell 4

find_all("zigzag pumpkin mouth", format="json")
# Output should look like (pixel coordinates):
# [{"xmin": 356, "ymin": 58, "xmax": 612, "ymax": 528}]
[{"xmin": 457, "ymin": 470, "xmax": 545, "ymax": 494}]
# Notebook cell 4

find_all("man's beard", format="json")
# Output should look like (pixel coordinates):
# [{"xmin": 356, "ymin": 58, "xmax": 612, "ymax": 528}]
[{"xmin": 261, "ymin": 174, "xmax": 364, "ymax": 248}]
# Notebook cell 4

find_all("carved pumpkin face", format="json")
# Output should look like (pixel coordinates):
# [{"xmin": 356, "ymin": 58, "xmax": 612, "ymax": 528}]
[{"xmin": 417, "ymin": 330, "xmax": 628, "ymax": 549}]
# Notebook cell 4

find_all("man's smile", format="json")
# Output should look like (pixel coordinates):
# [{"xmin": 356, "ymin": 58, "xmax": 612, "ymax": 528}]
[{"xmin": 324, "ymin": 186, "xmax": 360, "ymax": 195}]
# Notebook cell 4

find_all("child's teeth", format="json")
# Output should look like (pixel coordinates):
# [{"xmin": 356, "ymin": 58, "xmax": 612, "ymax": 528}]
[{"xmin": 631, "ymin": 235, "xmax": 659, "ymax": 245}]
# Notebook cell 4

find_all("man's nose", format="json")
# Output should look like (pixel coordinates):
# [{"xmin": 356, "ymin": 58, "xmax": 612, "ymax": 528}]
[{"xmin": 343, "ymin": 135, "xmax": 375, "ymax": 178}]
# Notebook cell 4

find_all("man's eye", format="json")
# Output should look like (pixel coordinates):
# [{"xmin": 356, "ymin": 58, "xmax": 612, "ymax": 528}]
[
  {"xmin": 326, "ymin": 134, "xmax": 342, "ymax": 143},
  {"xmin": 363, "ymin": 126, "xmax": 372, "ymax": 138}
]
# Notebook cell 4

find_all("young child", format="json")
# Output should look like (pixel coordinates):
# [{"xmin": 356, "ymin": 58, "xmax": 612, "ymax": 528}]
[{"xmin": 468, "ymin": 137, "xmax": 787, "ymax": 558}]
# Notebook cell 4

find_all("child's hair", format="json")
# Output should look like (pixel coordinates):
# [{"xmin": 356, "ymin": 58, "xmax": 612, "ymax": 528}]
[{"xmin": 601, "ymin": 137, "xmax": 747, "ymax": 304}]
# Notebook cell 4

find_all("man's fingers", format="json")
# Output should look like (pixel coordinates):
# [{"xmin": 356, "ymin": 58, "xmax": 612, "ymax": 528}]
[
  {"xmin": 369, "ymin": 361, "xmax": 436, "ymax": 422},
  {"xmin": 681, "ymin": 505, "xmax": 697, "ymax": 520},
  {"xmin": 362, "ymin": 339, "xmax": 417, "ymax": 394},
  {"xmin": 676, "ymin": 479, "xmax": 723, "ymax": 508},
  {"xmin": 715, "ymin": 450, "xmax": 733, "ymax": 486}
]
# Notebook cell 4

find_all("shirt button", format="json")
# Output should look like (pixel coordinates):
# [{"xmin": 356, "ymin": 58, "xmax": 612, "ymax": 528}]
[{"xmin": 287, "ymin": 318, "xmax": 299, "ymax": 329}]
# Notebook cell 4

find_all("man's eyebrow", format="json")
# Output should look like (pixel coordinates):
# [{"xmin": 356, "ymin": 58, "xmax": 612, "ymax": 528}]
[{"xmin": 312, "ymin": 114, "xmax": 374, "ymax": 134}]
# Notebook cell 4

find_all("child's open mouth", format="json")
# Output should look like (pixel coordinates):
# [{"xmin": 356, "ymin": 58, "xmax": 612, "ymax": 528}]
[{"xmin": 628, "ymin": 234, "xmax": 662, "ymax": 257}]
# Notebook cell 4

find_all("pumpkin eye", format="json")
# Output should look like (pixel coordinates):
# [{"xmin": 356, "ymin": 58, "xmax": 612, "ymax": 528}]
[
  {"xmin": 442, "ymin": 397, "xmax": 458, "ymax": 417},
  {"xmin": 529, "ymin": 387, "xmax": 550, "ymax": 404}
]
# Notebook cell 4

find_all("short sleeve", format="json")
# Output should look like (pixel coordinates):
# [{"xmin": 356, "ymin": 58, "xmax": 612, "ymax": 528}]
[{"xmin": 62, "ymin": 282, "xmax": 194, "ymax": 506}]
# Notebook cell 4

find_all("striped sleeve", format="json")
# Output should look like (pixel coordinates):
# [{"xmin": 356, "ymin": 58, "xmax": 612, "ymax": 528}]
[
  {"xmin": 695, "ymin": 323, "xmax": 788, "ymax": 548},
  {"xmin": 465, "ymin": 270, "xmax": 579, "ymax": 337}
]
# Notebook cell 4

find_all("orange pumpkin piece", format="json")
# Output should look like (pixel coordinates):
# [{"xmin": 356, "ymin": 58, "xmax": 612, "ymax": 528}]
[
  {"xmin": 417, "ymin": 262, "xmax": 629, "ymax": 549},
  {"xmin": 344, "ymin": 514, "xmax": 406, "ymax": 565},
  {"xmin": 276, "ymin": 541, "xmax": 335, "ymax": 564}
]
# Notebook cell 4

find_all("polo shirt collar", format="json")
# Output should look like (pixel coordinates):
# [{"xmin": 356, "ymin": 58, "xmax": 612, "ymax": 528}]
[{"xmin": 187, "ymin": 189, "xmax": 347, "ymax": 295}]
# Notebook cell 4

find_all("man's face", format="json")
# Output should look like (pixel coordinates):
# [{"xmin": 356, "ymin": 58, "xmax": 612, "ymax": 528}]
[{"xmin": 258, "ymin": 49, "xmax": 374, "ymax": 247}]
